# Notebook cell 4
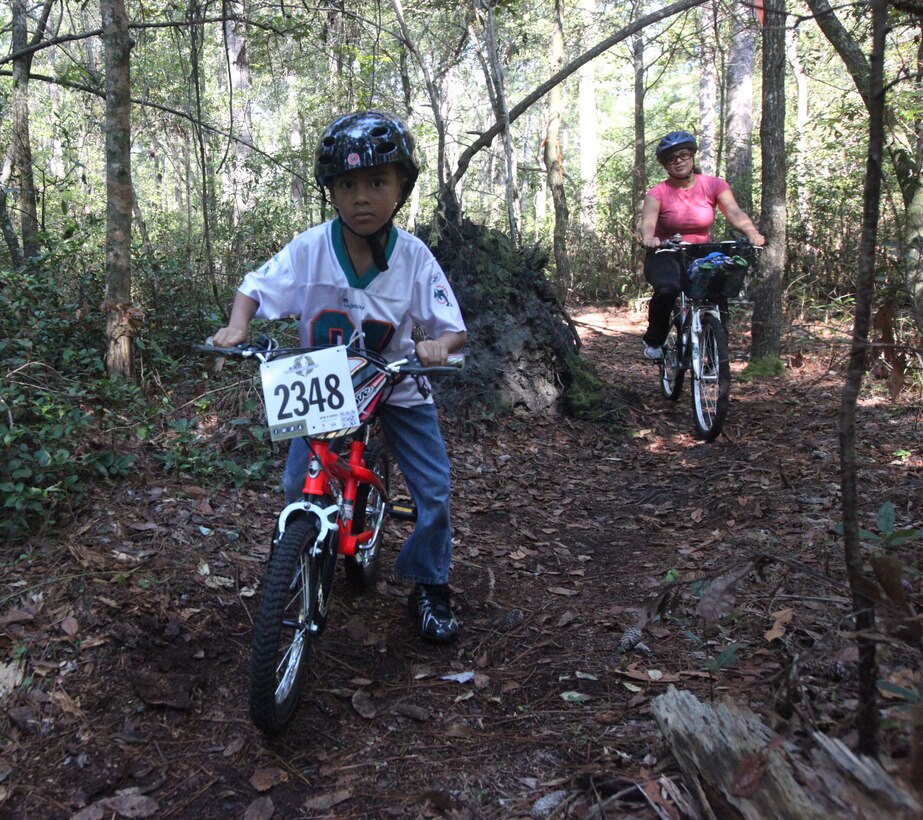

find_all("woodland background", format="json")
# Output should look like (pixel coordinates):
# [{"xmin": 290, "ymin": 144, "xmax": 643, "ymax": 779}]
[{"xmin": 1, "ymin": 0, "xmax": 922, "ymax": 805}]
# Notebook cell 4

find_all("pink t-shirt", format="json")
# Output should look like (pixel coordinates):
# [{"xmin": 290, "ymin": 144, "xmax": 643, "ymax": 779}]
[{"xmin": 648, "ymin": 175, "xmax": 730, "ymax": 243}]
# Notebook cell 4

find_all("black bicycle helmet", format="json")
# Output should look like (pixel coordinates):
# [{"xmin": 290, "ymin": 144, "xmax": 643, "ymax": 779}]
[
  {"xmin": 655, "ymin": 130, "xmax": 698, "ymax": 162},
  {"xmin": 314, "ymin": 110, "xmax": 420, "ymax": 208}
]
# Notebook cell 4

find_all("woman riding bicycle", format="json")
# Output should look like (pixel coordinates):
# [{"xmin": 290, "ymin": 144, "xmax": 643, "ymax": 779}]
[{"xmin": 637, "ymin": 130, "xmax": 765, "ymax": 360}]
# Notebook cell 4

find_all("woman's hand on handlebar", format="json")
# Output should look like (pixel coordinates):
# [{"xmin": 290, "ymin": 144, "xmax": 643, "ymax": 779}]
[
  {"xmin": 641, "ymin": 235, "xmax": 661, "ymax": 250},
  {"xmin": 747, "ymin": 231, "xmax": 766, "ymax": 247}
]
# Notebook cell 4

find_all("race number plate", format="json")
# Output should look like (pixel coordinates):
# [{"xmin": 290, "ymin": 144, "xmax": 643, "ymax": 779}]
[{"xmin": 260, "ymin": 346, "xmax": 360, "ymax": 441}]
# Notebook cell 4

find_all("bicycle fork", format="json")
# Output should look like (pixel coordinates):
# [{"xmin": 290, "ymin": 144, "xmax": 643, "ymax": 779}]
[{"xmin": 275, "ymin": 439, "xmax": 389, "ymax": 558}]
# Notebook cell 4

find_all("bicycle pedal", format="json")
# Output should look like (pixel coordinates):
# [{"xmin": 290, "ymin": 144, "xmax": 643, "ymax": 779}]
[{"xmin": 387, "ymin": 502, "xmax": 417, "ymax": 522}]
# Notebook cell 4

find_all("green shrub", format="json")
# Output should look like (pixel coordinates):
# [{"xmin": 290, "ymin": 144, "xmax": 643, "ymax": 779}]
[{"xmin": 0, "ymin": 264, "xmax": 139, "ymax": 544}]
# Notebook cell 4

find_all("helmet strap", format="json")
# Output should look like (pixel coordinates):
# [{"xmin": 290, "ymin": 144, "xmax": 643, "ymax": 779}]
[
  {"xmin": 666, "ymin": 164, "xmax": 695, "ymax": 182},
  {"xmin": 339, "ymin": 215, "xmax": 394, "ymax": 272}
]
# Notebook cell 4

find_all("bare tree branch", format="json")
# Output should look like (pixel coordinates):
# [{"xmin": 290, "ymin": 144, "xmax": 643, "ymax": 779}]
[{"xmin": 448, "ymin": 0, "xmax": 708, "ymax": 190}]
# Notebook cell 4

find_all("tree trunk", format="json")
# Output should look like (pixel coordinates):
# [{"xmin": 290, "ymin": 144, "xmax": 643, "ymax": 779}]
[
  {"xmin": 477, "ymin": 0, "xmax": 520, "ymax": 246},
  {"xmin": 0, "ymin": 154, "xmax": 25, "ymax": 269},
  {"xmin": 840, "ymin": 0, "xmax": 888, "ymax": 758},
  {"xmin": 223, "ymin": 0, "xmax": 255, "ymax": 230},
  {"xmin": 750, "ymin": 0, "xmax": 786, "ymax": 359},
  {"xmin": 390, "ymin": 0, "xmax": 457, "ymax": 222},
  {"xmin": 545, "ymin": 0, "xmax": 570, "ymax": 297},
  {"xmin": 631, "ymin": 31, "xmax": 647, "ymax": 284},
  {"xmin": 10, "ymin": 0, "xmax": 53, "ymax": 261},
  {"xmin": 908, "ymin": 184, "xmax": 923, "ymax": 334},
  {"xmin": 724, "ymin": 3, "xmax": 756, "ymax": 216},
  {"xmin": 101, "ymin": 0, "xmax": 134, "ymax": 379},
  {"xmin": 787, "ymin": 23, "xmax": 812, "ymax": 243},
  {"xmin": 579, "ymin": 0, "xmax": 599, "ymax": 233},
  {"xmin": 188, "ymin": 3, "xmax": 222, "ymax": 318},
  {"xmin": 697, "ymin": 2, "xmax": 719, "ymax": 176}
]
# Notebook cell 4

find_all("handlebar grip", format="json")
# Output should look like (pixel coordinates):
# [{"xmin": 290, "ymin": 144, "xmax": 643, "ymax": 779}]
[
  {"xmin": 195, "ymin": 336, "xmax": 278, "ymax": 357},
  {"xmin": 447, "ymin": 353, "xmax": 465, "ymax": 368}
]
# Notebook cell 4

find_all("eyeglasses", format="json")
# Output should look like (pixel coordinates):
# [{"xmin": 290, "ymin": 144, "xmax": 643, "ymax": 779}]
[{"xmin": 665, "ymin": 151, "xmax": 694, "ymax": 165}]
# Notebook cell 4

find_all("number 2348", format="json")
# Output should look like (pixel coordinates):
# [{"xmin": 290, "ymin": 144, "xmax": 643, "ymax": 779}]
[{"xmin": 275, "ymin": 374, "xmax": 346, "ymax": 419}]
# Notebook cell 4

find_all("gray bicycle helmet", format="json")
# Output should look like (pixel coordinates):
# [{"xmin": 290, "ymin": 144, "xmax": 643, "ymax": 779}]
[
  {"xmin": 655, "ymin": 130, "xmax": 698, "ymax": 162},
  {"xmin": 314, "ymin": 110, "xmax": 420, "ymax": 208}
]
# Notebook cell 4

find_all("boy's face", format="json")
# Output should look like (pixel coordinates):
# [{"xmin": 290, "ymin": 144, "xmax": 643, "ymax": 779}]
[{"xmin": 328, "ymin": 164, "xmax": 407, "ymax": 236}]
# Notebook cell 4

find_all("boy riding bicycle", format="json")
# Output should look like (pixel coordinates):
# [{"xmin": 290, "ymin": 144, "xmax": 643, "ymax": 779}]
[{"xmin": 210, "ymin": 111, "xmax": 467, "ymax": 644}]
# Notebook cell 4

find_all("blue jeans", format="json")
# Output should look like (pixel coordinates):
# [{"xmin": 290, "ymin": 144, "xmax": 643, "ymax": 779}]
[{"xmin": 282, "ymin": 402, "xmax": 453, "ymax": 586}]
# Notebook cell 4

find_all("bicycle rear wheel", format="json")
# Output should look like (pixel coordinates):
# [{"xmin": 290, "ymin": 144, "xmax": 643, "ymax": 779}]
[
  {"xmin": 249, "ymin": 513, "xmax": 336, "ymax": 735},
  {"xmin": 660, "ymin": 309, "xmax": 685, "ymax": 400},
  {"xmin": 691, "ymin": 313, "xmax": 730, "ymax": 441},
  {"xmin": 344, "ymin": 440, "xmax": 390, "ymax": 587}
]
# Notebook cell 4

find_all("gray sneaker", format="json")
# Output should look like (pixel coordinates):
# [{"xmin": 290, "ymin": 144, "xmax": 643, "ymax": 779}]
[{"xmin": 643, "ymin": 344, "xmax": 663, "ymax": 360}]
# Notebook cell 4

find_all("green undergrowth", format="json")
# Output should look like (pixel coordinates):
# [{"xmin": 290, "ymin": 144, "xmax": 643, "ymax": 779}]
[
  {"xmin": 741, "ymin": 354, "xmax": 786, "ymax": 381},
  {"xmin": 0, "ymin": 261, "xmax": 275, "ymax": 547}
]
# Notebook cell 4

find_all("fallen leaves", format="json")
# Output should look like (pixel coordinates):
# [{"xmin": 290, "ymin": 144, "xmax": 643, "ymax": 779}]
[
  {"xmin": 764, "ymin": 608, "xmax": 794, "ymax": 642},
  {"xmin": 303, "ymin": 789, "xmax": 352, "ymax": 811},
  {"xmin": 351, "ymin": 688, "xmax": 376, "ymax": 719},
  {"xmin": 249, "ymin": 767, "xmax": 288, "ymax": 792}
]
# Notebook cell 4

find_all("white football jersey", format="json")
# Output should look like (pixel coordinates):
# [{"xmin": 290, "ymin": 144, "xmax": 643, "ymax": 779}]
[{"xmin": 239, "ymin": 219, "xmax": 467, "ymax": 407}]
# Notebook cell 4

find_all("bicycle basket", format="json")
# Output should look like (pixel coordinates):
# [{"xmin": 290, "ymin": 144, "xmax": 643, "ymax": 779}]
[{"xmin": 685, "ymin": 253, "xmax": 749, "ymax": 300}]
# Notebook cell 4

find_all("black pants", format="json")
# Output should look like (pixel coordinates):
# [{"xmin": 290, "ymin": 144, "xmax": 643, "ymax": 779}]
[{"xmin": 642, "ymin": 249, "xmax": 728, "ymax": 347}]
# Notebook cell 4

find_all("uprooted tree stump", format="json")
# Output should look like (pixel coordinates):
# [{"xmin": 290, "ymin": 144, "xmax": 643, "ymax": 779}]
[
  {"xmin": 419, "ymin": 218, "xmax": 626, "ymax": 423},
  {"xmin": 651, "ymin": 686, "xmax": 921, "ymax": 819}
]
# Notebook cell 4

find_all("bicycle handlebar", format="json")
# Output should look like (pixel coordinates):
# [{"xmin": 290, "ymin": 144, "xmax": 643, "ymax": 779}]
[
  {"xmin": 655, "ymin": 236, "xmax": 762, "ymax": 255},
  {"xmin": 195, "ymin": 336, "xmax": 465, "ymax": 374}
]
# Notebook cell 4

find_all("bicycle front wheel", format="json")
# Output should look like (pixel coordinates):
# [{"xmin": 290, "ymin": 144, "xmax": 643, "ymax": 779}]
[
  {"xmin": 249, "ymin": 514, "xmax": 336, "ymax": 735},
  {"xmin": 344, "ymin": 440, "xmax": 390, "ymax": 588},
  {"xmin": 691, "ymin": 313, "xmax": 730, "ymax": 441},
  {"xmin": 660, "ymin": 309, "xmax": 685, "ymax": 400}
]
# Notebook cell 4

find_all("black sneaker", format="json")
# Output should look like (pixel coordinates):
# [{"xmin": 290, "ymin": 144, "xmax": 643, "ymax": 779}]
[{"xmin": 408, "ymin": 584, "xmax": 458, "ymax": 644}]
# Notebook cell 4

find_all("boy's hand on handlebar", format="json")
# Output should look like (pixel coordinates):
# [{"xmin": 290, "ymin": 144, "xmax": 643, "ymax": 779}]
[
  {"xmin": 415, "ymin": 339, "xmax": 449, "ymax": 366},
  {"xmin": 211, "ymin": 326, "xmax": 248, "ymax": 347}
]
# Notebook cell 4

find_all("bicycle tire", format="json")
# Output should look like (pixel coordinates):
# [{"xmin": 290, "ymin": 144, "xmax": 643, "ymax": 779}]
[
  {"xmin": 344, "ymin": 441, "xmax": 390, "ymax": 587},
  {"xmin": 660, "ymin": 309, "xmax": 685, "ymax": 400},
  {"xmin": 691, "ymin": 313, "xmax": 730, "ymax": 441},
  {"xmin": 249, "ymin": 513, "xmax": 336, "ymax": 735}
]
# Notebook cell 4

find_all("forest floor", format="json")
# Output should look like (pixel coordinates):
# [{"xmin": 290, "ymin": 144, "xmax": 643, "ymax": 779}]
[{"xmin": 1, "ymin": 303, "xmax": 922, "ymax": 819}]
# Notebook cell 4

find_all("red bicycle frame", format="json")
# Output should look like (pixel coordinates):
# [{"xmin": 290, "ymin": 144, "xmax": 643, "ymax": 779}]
[{"xmin": 300, "ymin": 438, "xmax": 388, "ymax": 558}]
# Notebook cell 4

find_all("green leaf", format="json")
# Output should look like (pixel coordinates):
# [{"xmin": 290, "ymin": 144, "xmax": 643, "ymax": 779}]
[
  {"xmin": 876, "ymin": 502, "xmax": 896, "ymax": 535},
  {"xmin": 560, "ymin": 691, "xmax": 590, "ymax": 703},
  {"xmin": 877, "ymin": 681, "xmax": 920, "ymax": 703},
  {"xmin": 886, "ymin": 529, "xmax": 923, "ymax": 546},
  {"xmin": 706, "ymin": 643, "xmax": 742, "ymax": 673}
]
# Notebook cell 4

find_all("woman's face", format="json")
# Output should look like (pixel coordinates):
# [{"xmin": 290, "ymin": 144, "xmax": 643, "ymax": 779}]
[{"xmin": 663, "ymin": 149, "xmax": 695, "ymax": 178}]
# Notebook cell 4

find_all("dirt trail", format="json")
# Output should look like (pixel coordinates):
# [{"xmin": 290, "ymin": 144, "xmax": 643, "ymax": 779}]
[{"xmin": 1, "ymin": 305, "xmax": 920, "ymax": 818}]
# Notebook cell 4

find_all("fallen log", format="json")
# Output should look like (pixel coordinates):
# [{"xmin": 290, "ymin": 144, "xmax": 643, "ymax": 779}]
[{"xmin": 651, "ymin": 686, "xmax": 920, "ymax": 819}]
